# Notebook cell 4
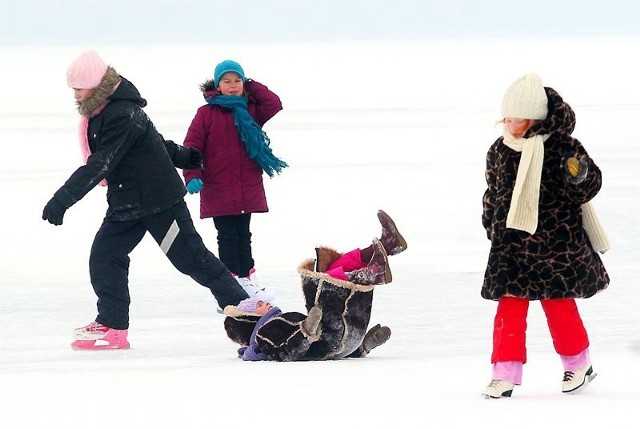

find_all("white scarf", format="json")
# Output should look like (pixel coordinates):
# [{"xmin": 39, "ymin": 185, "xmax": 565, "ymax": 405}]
[{"xmin": 502, "ymin": 128, "xmax": 610, "ymax": 253}]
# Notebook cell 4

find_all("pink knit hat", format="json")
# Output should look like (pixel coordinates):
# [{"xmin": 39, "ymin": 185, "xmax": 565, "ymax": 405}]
[{"xmin": 67, "ymin": 50, "xmax": 108, "ymax": 89}]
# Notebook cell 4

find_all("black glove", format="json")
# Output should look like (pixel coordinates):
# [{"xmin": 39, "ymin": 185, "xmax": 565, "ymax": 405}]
[
  {"xmin": 563, "ymin": 155, "xmax": 588, "ymax": 185},
  {"xmin": 183, "ymin": 147, "xmax": 203, "ymax": 170},
  {"xmin": 42, "ymin": 197, "xmax": 67, "ymax": 226}
]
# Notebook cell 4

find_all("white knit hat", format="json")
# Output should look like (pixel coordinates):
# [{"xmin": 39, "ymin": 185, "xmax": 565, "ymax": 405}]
[
  {"xmin": 501, "ymin": 73, "xmax": 548, "ymax": 120},
  {"xmin": 67, "ymin": 50, "xmax": 108, "ymax": 89}
]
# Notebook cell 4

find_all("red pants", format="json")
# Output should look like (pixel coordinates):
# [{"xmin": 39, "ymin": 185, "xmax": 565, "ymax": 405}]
[
  {"xmin": 324, "ymin": 249, "xmax": 365, "ymax": 280},
  {"xmin": 491, "ymin": 297, "xmax": 589, "ymax": 363}
]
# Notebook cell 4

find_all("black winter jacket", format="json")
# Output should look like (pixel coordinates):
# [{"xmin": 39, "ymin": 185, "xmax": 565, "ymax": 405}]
[{"xmin": 55, "ymin": 76, "xmax": 192, "ymax": 221}]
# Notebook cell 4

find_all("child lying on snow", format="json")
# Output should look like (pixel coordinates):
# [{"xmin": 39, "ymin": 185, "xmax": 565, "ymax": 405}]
[{"xmin": 223, "ymin": 210, "xmax": 407, "ymax": 361}]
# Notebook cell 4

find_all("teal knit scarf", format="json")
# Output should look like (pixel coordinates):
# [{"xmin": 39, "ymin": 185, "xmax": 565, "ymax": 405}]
[{"xmin": 206, "ymin": 95, "xmax": 288, "ymax": 177}]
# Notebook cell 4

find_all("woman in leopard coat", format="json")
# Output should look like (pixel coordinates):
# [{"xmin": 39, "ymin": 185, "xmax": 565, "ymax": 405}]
[{"xmin": 480, "ymin": 74, "xmax": 609, "ymax": 399}]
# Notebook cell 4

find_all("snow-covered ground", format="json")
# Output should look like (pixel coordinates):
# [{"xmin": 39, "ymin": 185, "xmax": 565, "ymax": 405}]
[{"xmin": 1, "ymin": 37, "xmax": 639, "ymax": 428}]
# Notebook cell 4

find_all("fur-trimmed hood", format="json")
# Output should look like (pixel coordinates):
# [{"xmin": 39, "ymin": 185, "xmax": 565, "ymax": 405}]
[
  {"xmin": 223, "ymin": 311, "xmax": 261, "ymax": 346},
  {"xmin": 198, "ymin": 79, "xmax": 251, "ymax": 100},
  {"xmin": 199, "ymin": 79, "xmax": 216, "ymax": 96},
  {"xmin": 223, "ymin": 306, "xmax": 283, "ymax": 347},
  {"xmin": 524, "ymin": 87, "xmax": 576, "ymax": 138},
  {"xmin": 76, "ymin": 66, "xmax": 120, "ymax": 117},
  {"xmin": 76, "ymin": 67, "xmax": 148, "ymax": 118}
]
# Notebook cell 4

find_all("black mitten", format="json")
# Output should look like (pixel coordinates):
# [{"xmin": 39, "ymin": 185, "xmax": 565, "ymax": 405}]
[
  {"xmin": 42, "ymin": 197, "xmax": 67, "ymax": 226},
  {"xmin": 184, "ymin": 147, "xmax": 203, "ymax": 170},
  {"xmin": 564, "ymin": 156, "xmax": 588, "ymax": 185}
]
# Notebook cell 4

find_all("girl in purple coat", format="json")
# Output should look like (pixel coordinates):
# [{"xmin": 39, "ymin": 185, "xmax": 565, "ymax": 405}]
[{"xmin": 183, "ymin": 60, "xmax": 286, "ymax": 302}]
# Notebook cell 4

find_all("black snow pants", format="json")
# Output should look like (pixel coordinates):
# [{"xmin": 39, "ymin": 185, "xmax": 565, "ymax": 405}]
[
  {"xmin": 212, "ymin": 213, "xmax": 254, "ymax": 278},
  {"xmin": 89, "ymin": 200, "xmax": 249, "ymax": 329}
]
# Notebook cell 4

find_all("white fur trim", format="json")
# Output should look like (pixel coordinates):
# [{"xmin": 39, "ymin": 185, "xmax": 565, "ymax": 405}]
[
  {"xmin": 297, "ymin": 258, "xmax": 375, "ymax": 292},
  {"xmin": 223, "ymin": 306, "xmax": 259, "ymax": 317}
]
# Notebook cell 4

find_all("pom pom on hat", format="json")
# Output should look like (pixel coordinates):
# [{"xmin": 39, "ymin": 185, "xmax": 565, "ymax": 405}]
[
  {"xmin": 236, "ymin": 298, "xmax": 261, "ymax": 314},
  {"xmin": 213, "ymin": 60, "xmax": 246, "ymax": 87},
  {"xmin": 501, "ymin": 73, "xmax": 548, "ymax": 120},
  {"xmin": 67, "ymin": 50, "xmax": 108, "ymax": 89}
]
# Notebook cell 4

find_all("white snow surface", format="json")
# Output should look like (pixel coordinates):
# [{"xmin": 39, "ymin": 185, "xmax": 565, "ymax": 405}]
[{"xmin": 1, "ymin": 37, "xmax": 639, "ymax": 428}]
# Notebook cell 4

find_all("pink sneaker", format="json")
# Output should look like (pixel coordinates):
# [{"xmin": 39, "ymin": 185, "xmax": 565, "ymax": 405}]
[{"xmin": 71, "ymin": 321, "xmax": 130, "ymax": 350}]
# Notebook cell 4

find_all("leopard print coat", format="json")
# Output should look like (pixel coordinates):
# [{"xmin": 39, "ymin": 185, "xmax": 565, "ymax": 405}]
[{"xmin": 481, "ymin": 87, "xmax": 609, "ymax": 301}]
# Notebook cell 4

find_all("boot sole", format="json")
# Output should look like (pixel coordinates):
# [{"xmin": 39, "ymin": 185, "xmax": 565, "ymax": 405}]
[
  {"xmin": 562, "ymin": 370, "xmax": 597, "ymax": 394},
  {"xmin": 71, "ymin": 339, "xmax": 131, "ymax": 351},
  {"xmin": 482, "ymin": 389, "xmax": 513, "ymax": 399}
]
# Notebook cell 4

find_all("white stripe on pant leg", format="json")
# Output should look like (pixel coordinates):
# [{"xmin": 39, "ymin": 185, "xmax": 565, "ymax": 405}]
[{"xmin": 160, "ymin": 220, "xmax": 180, "ymax": 254}]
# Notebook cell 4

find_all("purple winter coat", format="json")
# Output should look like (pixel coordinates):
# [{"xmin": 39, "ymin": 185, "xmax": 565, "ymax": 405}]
[{"xmin": 183, "ymin": 79, "xmax": 283, "ymax": 218}]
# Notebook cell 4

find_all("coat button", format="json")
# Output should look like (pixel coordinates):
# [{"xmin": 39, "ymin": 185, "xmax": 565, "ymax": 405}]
[{"xmin": 118, "ymin": 184, "xmax": 123, "ymax": 189}]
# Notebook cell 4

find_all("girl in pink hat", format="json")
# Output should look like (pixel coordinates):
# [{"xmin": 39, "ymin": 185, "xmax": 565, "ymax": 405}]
[{"xmin": 42, "ymin": 50, "xmax": 250, "ymax": 350}]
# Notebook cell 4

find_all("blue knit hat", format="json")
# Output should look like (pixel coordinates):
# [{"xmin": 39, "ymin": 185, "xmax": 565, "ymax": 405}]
[{"xmin": 213, "ymin": 60, "xmax": 246, "ymax": 87}]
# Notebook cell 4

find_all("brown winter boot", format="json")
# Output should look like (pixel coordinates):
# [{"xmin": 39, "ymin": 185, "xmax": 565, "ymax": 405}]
[
  {"xmin": 361, "ymin": 324, "xmax": 392, "ymax": 355},
  {"xmin": 346, "ymin": 238, "xmax": 392, "ymax": 285},
  {"xmin": 378, "ymin": 209, "xmax": 407, "ymax": 256},
  {"xmin": 301, "ymin": 306, "xmax": 323, "ymax": 340}
]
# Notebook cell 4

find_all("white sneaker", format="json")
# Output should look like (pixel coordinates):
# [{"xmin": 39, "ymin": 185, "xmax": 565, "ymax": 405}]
[
  {"xmin": 248, "ymin": 267, "xmax": 259, "ymax": 284},
  {"xmin": 235, "ymin": 273, "xmax": 276, "ymax": 302},
  {"xmin": 562, "ymin": 363, "xmax": 597, "ymax": 393},
  {"xmin": 482, "ymin": 379, "xmax": 515, "ymax": 399}
]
